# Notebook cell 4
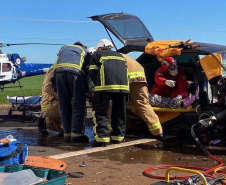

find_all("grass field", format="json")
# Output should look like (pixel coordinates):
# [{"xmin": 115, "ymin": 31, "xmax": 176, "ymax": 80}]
[{"xmin": 0, "ymin": 75, "xmax": 45, "ymax": 105}]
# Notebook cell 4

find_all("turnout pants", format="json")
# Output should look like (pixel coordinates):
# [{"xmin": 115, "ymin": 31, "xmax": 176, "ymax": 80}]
[
  {"xmin": 92, "ymin": 92, "xmax": 127, "ymax": 143},
  {"xmin": 130, "ymin": 83, "xmax": 162, "ymax": 136},
  {"xmin": 43, "ymin": 100, "xmax": 62, "ymax": 132},
  {"xmin": 55, "ymin": 72, "xmax": 87, "ymax": 134}
]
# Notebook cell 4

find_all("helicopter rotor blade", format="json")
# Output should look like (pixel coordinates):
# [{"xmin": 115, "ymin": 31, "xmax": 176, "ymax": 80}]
[{"xmin": 3, "ymin": 43, "xmax": 65, "ymax": 47}]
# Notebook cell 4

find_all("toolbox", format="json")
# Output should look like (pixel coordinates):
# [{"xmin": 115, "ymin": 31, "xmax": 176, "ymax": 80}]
[{"xmin": 0, "ymin": 165, "xmax": 68, "ymax": 185}]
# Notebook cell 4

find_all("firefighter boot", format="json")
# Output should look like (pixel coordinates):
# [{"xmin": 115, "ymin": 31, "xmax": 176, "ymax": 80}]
[
  {"xmin": 64, "ymin": 133, "xmax": 71, "ymax": 142},
  {"xmin": 71, "ymin": 132, "xmax": 89, "ymax": 143},
  {"xmin": 91, "ymin": 140, "xmax": 109, "ymax": 147}
]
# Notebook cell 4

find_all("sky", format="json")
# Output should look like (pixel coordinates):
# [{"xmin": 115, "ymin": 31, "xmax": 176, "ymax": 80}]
[{"xmin": 0, "ymin": 0, "xmax": 226, "ymax": 64}]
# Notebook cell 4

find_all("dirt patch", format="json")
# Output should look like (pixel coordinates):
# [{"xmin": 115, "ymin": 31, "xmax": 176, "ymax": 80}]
[{"xmin": 64, "ymin": 156, "xmax": 159, "ymax": 185}]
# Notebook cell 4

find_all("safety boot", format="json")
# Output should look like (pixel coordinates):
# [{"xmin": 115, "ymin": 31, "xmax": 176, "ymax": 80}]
[
  {"xmin": 64, "ymin": 133, "xmax": 71, "ymax": 142},
  {"xmin": 111, "ymin": 139, "xmax": 125, "ymax": 144},
  {"xmin": 91, "ymin": 140, "xmax": 109, "ymax": 147},
  {"xmin": 71, "ymin": 132, "xmax": 89, "ymax": 143}
]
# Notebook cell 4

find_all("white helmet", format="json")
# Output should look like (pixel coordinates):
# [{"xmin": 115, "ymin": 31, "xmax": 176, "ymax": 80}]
[
  {"xmin": 96, "ymin": 39, "xmax": 114, "ymax": 50},
  {"xmin": 87, "ymin": 47, "xmax": 96, "ymax": 55}
]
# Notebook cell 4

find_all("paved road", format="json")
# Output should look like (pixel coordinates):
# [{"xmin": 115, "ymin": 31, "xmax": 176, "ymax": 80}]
[{"xmin": 1, "ymin": 106, "xmax": 226, "ymax": 185}]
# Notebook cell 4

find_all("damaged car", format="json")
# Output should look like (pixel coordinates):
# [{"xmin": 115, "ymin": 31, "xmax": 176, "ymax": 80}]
[{"xmin": 89, "ymin": 13, "xmax": 226, "ymax": 145}]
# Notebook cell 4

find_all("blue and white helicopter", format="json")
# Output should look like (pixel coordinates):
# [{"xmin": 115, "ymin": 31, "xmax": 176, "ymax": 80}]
[{"xmin": 0, "ymin": 42, "xmax": 63, "ymax": 91}]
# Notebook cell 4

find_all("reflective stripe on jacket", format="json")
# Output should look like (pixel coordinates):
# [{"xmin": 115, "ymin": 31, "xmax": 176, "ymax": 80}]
[
  {"xmin": 121, "ymin": 54, "xmax": 147, "ymax": 83},
  {"xmin": 89, "ymin": 50, "xmax": 129, "ymax": 93},
  {"xmin": 54, "ymin": 45, "xmax": 86, "ymax": 73}
]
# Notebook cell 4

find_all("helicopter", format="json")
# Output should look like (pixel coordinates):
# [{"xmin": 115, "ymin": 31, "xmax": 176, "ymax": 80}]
[{"xmin": 0, "ymin": 42, "xmax": 63, "ymax": 91}]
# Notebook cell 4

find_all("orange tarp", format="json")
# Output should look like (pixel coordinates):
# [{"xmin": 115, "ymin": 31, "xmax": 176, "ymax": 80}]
[
  {"xmin": 145, "ymin": 40, "xmax": 193, "ymax": 60},
  {"xmin": 200, "ymin": 54, "xmax": 222, "ymax": 81}
]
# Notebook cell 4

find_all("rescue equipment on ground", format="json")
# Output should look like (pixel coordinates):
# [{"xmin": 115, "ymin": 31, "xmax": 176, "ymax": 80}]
[
  {"xmin": 0, "ymin": 135, "xmax": 28, "ymax": 166},
  {"xmin": 25, "ymin": 156, "xmax": 67, "ymax": 170},
  {"xmin": 0, "ymin": 165, "xmax": 68, "ymax": 185},
  {"xmin": 144, "ymin": 98, "xmax": 226, "ymax": 184},
  {"xmin": 0, "ymin": 169, "xmax": 43, "ymax": 185}
]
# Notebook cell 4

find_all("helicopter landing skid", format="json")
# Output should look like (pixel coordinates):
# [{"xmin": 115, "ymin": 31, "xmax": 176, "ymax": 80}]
[{"xmin": 0, "ymin": 81, "xmax": 23, "ymax": 92}]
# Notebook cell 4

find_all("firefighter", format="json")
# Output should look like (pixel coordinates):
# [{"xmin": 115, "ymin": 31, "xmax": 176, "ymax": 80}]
[
  {"xmin": 122, "ymin": 54, "xmax": 163, "ymax": 137},
  {"xmin": 53, "ymin": 42, "xmax": 90, "ymax": 142},
  {"xmin": 88, "ymin": 39, "xmax": 129, "ymax": 147},
  {"xmin": 41, "ymin": 66, "xmax": 63, "ymax": 134},
  {"xmin": 86, "ymin": 47, "xmax": 96, "ymax": 101},
  {"xmin": 87, "ymin": 47, "xmax": 96, "ymax": 55}
]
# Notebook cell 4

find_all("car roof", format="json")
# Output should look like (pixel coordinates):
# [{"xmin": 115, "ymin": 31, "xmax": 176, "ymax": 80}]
[{"xmin": 89, "ymin": 13, "xmax": 226, "ymax": 56}]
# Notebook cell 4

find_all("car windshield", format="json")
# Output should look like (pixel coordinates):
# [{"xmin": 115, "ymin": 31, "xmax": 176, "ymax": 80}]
[{"xmin": 106, "ymin": 15, "xmax": 152, "ymax": 39}]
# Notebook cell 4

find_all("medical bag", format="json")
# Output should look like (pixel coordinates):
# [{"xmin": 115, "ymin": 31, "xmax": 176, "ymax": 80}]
[{"xmin": 0, "ymin": 141, "xmax": 28, "ymax": 166}]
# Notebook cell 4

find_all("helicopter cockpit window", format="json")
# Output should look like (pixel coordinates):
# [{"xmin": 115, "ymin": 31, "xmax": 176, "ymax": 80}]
[{"xmin": 2, "ymin": 63, "xmax": 12, "ymax": 72}]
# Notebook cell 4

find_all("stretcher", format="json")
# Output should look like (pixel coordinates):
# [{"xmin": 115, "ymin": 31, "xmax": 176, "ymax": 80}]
[{"xmin": 7, "ymin": 95, "xmax": 42, "ymax": 122}]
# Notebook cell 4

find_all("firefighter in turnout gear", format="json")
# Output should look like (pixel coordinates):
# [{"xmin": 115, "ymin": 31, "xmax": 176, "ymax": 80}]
[
  {"xmin": 122, "ymin": 54, "xmax": 163, "ymax": 137},
  {"xmin": 89, "ymin": 39, "xmax": 129, "ymax": 147},
  {"xmin": 53, "ymin": 42, "xmax": 90, "ymax": 142},
  {"xmin": 41, "ymin": 66, "xmax": 63, "ymax": 134}
]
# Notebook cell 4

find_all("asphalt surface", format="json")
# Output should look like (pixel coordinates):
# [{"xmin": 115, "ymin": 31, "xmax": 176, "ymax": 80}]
[{"xmin": 1, "ymin": 105, "xmax": 226, "ymax": 185}]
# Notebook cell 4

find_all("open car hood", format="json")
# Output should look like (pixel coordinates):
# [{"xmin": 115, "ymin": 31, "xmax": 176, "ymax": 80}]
[{"xmin": 89, "ymin": 13, "xmax": 154, "ymax": 51}]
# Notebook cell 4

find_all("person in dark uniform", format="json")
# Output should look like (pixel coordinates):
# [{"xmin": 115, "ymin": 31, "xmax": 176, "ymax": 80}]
[
  {"xmin": 88, "ymin": 39, "xmax": 130, "ymax": 147},
  {"xmin": 53, "ymin": 42, "xmax": 90, "ymax": 142}
]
